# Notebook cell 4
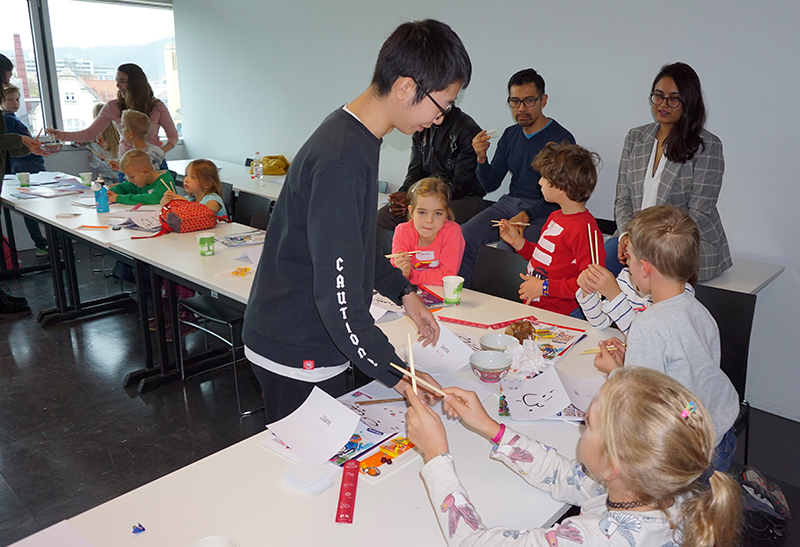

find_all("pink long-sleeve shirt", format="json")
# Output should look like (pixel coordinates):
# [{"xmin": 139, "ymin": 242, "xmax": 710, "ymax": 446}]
[
  {"xmin": 66, "ymin": 99, "xmax": 178, "ymax": 159},
  {"xmin": 391, "ymin": 219, "xmax": 465, "ymax": 285}
]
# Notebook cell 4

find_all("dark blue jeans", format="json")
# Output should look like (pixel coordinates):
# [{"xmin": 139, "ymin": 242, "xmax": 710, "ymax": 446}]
[{"xmin": 712, "ymin": 427, "xmax": 737, "ymax": 472}]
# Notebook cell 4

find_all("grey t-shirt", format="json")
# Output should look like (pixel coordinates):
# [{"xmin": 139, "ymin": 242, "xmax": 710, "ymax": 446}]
[{"xmin": 625, "ymin": 291, "xmax": 739, "ymax": 445}]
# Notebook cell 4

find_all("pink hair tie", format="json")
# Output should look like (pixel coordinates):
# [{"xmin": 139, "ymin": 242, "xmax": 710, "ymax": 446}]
[{"xmin": 490, "ymin": 423, "xmax": 506, "ymax": 444}]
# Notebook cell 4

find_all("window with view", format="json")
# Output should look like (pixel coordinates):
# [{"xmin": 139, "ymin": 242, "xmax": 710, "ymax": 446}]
[
  {"xmin": 47, "ymin": 0, "xmax": 182, "ymax": 138},
  {"xmin": 2, "ymin": 2, "xmax": 46, "ymax": 139}
]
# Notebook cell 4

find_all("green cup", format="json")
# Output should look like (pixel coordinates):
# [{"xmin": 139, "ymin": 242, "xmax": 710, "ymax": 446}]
[
  {"xmin": 442, "ymin": 275, "xmax": 464, "ymax": 305},
  {"xmin": 18, "ymin": 172, "xmax": 30, "ymax": 188},
  {"xmin": 196, "ymin": 232, "xmax": 215, "ymax": 256}
]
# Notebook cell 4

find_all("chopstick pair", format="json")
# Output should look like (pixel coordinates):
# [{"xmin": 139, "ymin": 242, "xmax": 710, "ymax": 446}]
[
  {"xmin": 485, "ymin": 128, "xmax": 501, "ymax": 138},
  {"xmin": 162, "ymin": 179, "xmax": 177, "ymax": 193},
  {"xmin": 588, "ymin": 224, "xmax": 601, "ymax": 265},
  {"xmin": 579, "ymin": 343, "xmax": 626, "ymax": 355},
  {"xmin": 389, "ymin": 362, "xmax": 448, "ymax": 399},
  {"xmin": 355, "ymin": 397, "xmax": 406, "ymax": 406},
  {"xmin": 385, "ymin": 250, "xmax": 422, "ymax": 259},
  {"xmin": 491, "ymin": 220, "xmax": 530, "ymax": 227}
]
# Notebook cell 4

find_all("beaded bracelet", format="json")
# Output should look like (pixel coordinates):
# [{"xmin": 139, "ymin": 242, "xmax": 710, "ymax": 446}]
[
  {"xmin": 542, "ymin": 279, "xmax": 549, "ymax": 297},
  {"xmin": 490, "ymin": 423, "xmax": 506, "ymax": 444}
]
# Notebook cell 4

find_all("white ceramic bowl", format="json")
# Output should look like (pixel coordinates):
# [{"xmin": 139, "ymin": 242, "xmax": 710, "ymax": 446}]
[
  {"xmin": 469, "ymin": 351, "xmax": 512, "ymax": 383},
  {"xmin": 479, "ymin": 333, "xmax": 521, "ymax": 352}
]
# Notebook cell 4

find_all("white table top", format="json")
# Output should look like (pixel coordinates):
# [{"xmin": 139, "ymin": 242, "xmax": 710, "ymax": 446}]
[
  {"xmin": 109, "ymin": 223, "xmax": 258, "ymax": 304},
  {"xmin": 698, "ymin": 257, "xmax": 785, "ymax": 295},
  {"xmin": 60, "ymin": 289, "xmax": 607, "ymax": 546},
  {"xmin": 167, "ymin": 158, "xmax": 390, "ymax": 206}
]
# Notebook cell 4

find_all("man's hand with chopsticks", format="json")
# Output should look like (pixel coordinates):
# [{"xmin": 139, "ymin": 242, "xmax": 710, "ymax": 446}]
[
  {"xmin": 471, "ymin": 130, "xmax": 492, "ymax": 164},
  {"xmin": 401, "ymin": 291, "xmax": 440, "ymax": 347},
  {"xmin": 405, "ymin": 386, "xmax": 449, "ymax": 463}
]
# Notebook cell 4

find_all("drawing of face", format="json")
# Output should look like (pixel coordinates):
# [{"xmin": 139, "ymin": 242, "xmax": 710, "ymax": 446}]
[{"xmin": 522, "ymin": 389, "xmax": 555, "ymax": 408}]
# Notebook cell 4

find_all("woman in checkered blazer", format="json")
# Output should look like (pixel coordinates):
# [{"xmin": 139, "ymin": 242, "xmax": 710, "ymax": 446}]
[{"xmin": 610, "ymin": 62, "xmax": 731, "ymax": 282}]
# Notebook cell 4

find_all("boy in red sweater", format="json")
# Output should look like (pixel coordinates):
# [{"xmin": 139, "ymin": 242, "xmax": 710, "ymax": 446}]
[{"xmin": 499, "ymin": 142, "xmax": 604, "ymax": 316}]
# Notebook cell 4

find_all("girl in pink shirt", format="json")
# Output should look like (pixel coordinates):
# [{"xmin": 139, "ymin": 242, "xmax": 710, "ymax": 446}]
[{"xmin": 391, "ymin": 178, "xmax": 465, "ymax": 286}]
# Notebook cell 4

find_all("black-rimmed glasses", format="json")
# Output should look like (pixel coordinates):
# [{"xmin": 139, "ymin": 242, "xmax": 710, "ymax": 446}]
[
  {"xmin": 649, "ymin": 93, "xmax": 682, "ymax": 108},
  {"xmin": 507, "ymin": 95, "xmax": 542, "ymax": 109},
  {"xmin": 410, "ymin": 77, "xmax": 452, "ymax": 120}
]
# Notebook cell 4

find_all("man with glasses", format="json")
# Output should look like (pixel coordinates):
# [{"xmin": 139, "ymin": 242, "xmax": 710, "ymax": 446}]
[
  {"xmin": 377, "ymin": 103, "xmax": 485, "ymax": 230},
  {"xmin": 243, "ymin": 19, "xmax": 471, "ymax": 422},
  {"xmin": 458, "ymin": 68, "xmax": 575, "ymax": 287}
]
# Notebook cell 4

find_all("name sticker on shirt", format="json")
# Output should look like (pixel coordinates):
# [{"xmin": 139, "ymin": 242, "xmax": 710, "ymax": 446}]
[
  {"xmin": 415, "ymin": 251, "xmax": 435, "ymax": 261},
  {"xmin": 303, "ymin": 360, "xmax": 315, "ymax": 370}
]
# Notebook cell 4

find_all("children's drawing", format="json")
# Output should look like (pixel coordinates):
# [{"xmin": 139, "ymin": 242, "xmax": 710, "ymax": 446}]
[{"xmin": 503, "ymin": 367, "xmax": 572, "ymax": 421}]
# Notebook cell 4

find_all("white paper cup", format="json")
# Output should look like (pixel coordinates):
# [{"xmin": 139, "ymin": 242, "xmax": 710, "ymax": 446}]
[
  {"xmin": 442, "ymin": 275, "xmax": 464, "ymax": 305},
  {"xmin": 17, "ymin": 172, "xmax": 30, "ymax": 187},
  {"xmin": 196, "ymin": 232, "xmax": 215, "ymax": 256},
  {"xmin": 190, "ymin": 536, "xmax": 240, "ymax": 547},
  {"xmin": 79, "ymin": 172, "xmax": 93, "ymax": 186}
]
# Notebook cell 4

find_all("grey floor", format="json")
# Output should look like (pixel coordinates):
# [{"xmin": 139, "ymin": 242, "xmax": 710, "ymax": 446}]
[{"xmin": 1, "ymin": 245, "xmax": 798, "ymax": 546}]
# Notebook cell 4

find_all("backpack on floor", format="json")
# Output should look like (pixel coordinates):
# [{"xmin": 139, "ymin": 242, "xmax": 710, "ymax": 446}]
[{"xmin": 132, "ymin": 200, "xmax": 228, "ymax": 239}]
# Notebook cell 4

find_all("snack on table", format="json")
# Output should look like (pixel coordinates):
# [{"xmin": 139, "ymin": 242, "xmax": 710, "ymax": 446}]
[{"xmin": 505, "ymin": 320, "xmax": 535, "ymax": 343}]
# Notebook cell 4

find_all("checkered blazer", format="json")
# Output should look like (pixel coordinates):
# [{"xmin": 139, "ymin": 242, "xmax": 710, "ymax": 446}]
[{"xmin": 614, "ymin": 123, "xmax": 732, "ymax": 281}]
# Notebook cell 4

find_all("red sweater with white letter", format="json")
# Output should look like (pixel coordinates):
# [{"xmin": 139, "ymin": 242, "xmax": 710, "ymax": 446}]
[{"xmin": 517, "ymin": 209, "xmax": 605, "ymax": 316}]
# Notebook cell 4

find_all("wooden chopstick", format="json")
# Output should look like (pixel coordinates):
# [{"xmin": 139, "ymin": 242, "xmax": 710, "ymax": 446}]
[
  {"xmin": 491, "ymin": 220, "xmax": 530, "ymax": 226},
  {"xmin": 389, "ymin": 363, "xmax": 447, "ymax": 398},
  {"xmin": 355, "ymin": 397, "xmax": 406, "ymax": 406},
  {"xmin": 407, "ymin": 334, "xmax": 417, "ymax": 395},
  {"xmin": 579, "ymin": 344, "xmax": 625, "ymax": 355},
  {"xmin": 385, "ymin": 250, "xmax": 423, "ymax": 259}
]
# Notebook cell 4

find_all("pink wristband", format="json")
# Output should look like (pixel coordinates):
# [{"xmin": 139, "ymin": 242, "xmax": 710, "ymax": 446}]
[{"xmin": 490, "ymin": 423, "xmax": 506, "ymax": 444}]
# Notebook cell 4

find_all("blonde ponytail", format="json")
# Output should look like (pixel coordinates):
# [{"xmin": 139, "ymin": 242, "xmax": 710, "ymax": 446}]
[{"xmin": 681, "ymin": 470, "xmax": 742, "ymax": 547}]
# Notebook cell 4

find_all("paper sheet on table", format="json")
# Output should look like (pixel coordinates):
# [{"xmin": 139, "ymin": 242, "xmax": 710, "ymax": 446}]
[
  {"xmin": 29, "ymin": 171, "xmax": 74, "ymax": 185},
  {"xmin": 267, "ymin": 387, "xmax": 360, "ymax": 466},
  {"xmin": 503, "ymin": 367, "xmax": 572, "ymax": 421},
  {"xmin": 556, "ymin": 368, "xmax": 606, "ymax": 412},
  {"xmin": 8, "ymin": 520, "xmax": 95, "ymax": 547},
  {"xmin": 72, "ymin": 197, "xmax": 97, "ymax": 208},
  {"xmin": 399, "ymin": 322, "xmax": 472, "ymax": 374},
  {"xmin": 234, "ymin": 245, "xmax": 263, "ymax": 264},
  {"xmin": 106, "ymin": 210, "xmax": 161, "ymax": 230}
]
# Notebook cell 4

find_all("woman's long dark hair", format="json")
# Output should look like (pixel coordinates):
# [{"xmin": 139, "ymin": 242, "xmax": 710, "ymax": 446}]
[
  {"xmin": 116, "ymin": 63, "xmax": 155, "ymax": 115},
  {"xmin": 652, "ymin": 62, "xmax": 706, "ymax": 163},
  {"xmin": 0, "ymin": 54, "xmax": 14, "ymax": 102}
]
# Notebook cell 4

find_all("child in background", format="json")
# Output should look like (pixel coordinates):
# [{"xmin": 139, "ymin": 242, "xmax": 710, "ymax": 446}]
[
  {"xmin": 1, "ymin": 84, "xmax": 49, "ymax": 257},
  {"xmin": 391, "ymin": 178, "xmax": 464, "ymax": 285},
  {"xmin": 593, "ymin": 205, "xmax": 740, "ymax": 471},
  {"xmin": 85, "ymin": 103, "xmax": 119, "ymax": 180},
  {"xmin": 499, "ymin": 142, "xmax": 604, "ymax": 316},
  {"xmin": 575, "ymin": 262, "xmax": 694, "ymax": 336},
  {"xmin": 163, "ymin": 159, "xmax": 228, "ymax": 218},
  {"xmin": 110, "ymin": 110, "xmax": 164, "ymax": 173},
  {"xmin": 108, "ymin": 149, "xmax": 173, "ymax": 205},
  {"xmin": 405, "ymin": 366, "xmax": 742, "ymax": 547}
]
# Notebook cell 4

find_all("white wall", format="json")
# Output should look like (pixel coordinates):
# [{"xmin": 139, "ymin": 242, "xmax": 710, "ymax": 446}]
[{"xmin": 172, "ymin": 0, "xmax": 800, "ymax": 420}]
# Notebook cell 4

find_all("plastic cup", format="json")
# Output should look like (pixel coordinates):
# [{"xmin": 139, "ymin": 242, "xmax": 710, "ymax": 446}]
[
  {"xmin": 442, "ymin": 275, "xmax": 464, "ymax": 305},
  {"xmin": 79, "ymin": 172, "xmax": 93, "ymax": 186},
  {"xmin": 190, "ymin": 537, "xmax": 240, "ymax": 547},
  {"xmin": 17, "ymin": 172, "xmax": 30, "ymax": 187},
  {"xmin": 196, "ymin": 232, "xmax": 215, "ymax": 256}
]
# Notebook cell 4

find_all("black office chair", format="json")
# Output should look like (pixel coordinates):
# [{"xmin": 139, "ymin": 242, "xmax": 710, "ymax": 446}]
[
  {"xmin": 695, "ymin": 283, "xmax": 756, "ymax": 465},
  {"xmin": 176, "ymin": 191, "xmax": 272, "ymax": 417},
  {"xmin": 221, "ymin": 182, "xmax": 234, "ymax": 220},
  {"xmin": 470, "ymin": 245, "xmax": 529, "ymax": 303},
  {"xmin": 233, "ymin": 193, "xmax": 273, "ymax": 230},
  {"xmin": 376, "ymin": 227, "xmax": 394, "ymax": 257}
]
